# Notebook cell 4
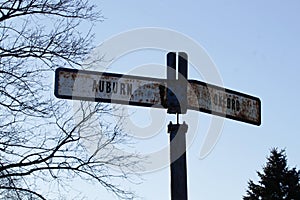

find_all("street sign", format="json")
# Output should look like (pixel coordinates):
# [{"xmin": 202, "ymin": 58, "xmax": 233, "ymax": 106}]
[
  {"xmin": 54, "ymin": 51, "xmax": 261, "ymax": 200},
  {"xmin": 54, "ymin": 67, "xmax": 261, "ymax": 125},
  {"xmin": 54, "ymin": 67, "xmax": 167, "ymax": 108},
  {"xmin": 187, "ymin": 80, "xmax": 261, "ymax": 126}
]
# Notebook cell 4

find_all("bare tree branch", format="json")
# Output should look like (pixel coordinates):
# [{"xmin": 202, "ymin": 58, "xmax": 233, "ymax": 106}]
[{"xmin": 0, "ymin": 1, "xmax": 140, "ymax": 199}]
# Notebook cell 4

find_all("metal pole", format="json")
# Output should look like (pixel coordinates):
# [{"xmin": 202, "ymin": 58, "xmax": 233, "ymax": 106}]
[
  {"xmin": 168, "ymin": 122, "xmax": 188, "ymax": 200},
  {"xmin": 166, "ymin": 52, "xmax": 189, "ymax": 200}
]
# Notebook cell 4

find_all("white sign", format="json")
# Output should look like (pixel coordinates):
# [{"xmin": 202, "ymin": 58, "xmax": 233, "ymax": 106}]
[{"xmin": 55, "ymin": 68, "xmax": 261, "ymax": 125}]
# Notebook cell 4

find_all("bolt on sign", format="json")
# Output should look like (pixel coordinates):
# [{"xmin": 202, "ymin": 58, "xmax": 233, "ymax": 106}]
[{"xmin": 54, "ymin": 68, "xmax": 261, "ymax": 126}]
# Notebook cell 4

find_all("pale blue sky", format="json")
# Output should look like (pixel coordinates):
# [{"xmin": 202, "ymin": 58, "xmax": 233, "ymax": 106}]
[{"xmin": 74, "ymin": 0, "xmax": 300, "ymax": 199}]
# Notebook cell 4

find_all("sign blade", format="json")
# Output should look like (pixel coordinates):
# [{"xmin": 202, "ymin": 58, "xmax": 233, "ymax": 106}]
[
  {"xmin": 54, "ymin": 68, "xmax": 167, "ymax": 109},
  {"xmin": 187, "ymin": 80, "xmax": 261, "ymax": 126}
]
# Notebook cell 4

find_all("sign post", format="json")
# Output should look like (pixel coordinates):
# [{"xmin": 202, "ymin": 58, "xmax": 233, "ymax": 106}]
[
  {"xmin": 54, "ymin": 51, "xmax": 261, "ymax": 200},
  {"xmin": 167, "ymin": 52, "xmax": 189, "ymax": 200},
  {"xmin": 168, "ymin": 122, "xmax": 188, "ymax": 200}
]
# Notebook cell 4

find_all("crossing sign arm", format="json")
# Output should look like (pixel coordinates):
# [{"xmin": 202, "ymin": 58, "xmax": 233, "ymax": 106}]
[
  {"xmin": 187, "ymin": 79, "xmax": 261, "ymax": 126},
  {"xmin": 54, "ymin": 67, "xmax": 261, "ymax": 126},
  {"xmin": 54, "ymin": 67, "xmax": 168, "ymax": 108}
]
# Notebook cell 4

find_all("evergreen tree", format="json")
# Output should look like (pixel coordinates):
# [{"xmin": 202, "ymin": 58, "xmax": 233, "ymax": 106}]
[{"xmin": 244, "ymin": 148, "xmax": 300, "ymax": 200}]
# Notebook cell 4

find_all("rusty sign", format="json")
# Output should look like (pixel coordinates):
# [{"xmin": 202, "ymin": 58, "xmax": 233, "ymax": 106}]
[
  {"xmin": 187, "ymin": 80, "xmax": 261, "ymax": 126},
  {"xmin": 54, "ymin": 67, "xmax": 167, "ymax": 108},
  {"xmin": 54, "ymin": 68, "xmax": 261, "ymax": 125}
]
